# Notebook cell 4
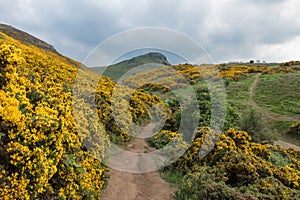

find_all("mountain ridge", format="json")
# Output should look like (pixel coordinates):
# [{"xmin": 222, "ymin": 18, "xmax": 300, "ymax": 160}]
[{"xmin": 0, "ymin": 23, "xmax": 58, "ymax": 53}]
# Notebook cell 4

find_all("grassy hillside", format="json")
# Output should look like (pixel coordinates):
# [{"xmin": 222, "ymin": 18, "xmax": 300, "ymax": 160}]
[
  {"xmin": 92, "ymin": 52, "xmax": 171, "ymax": 81},
  {"xmin": 254, "ymin": 72, "xmax": 300, "ymax": 116}
]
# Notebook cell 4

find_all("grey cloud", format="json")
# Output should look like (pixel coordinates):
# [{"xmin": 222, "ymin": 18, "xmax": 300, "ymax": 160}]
[{"xmin": 0, "ymin": 0, "xmax": 299, "ymax": 63}]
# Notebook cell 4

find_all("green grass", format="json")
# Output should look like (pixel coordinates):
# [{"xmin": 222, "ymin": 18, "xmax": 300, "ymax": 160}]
[
  {"xmin": 254, "ymin": 72, "xmax": 300, "ymax": 116},
  {"xmin": 165, "ymin": 72, "xmax": 300, "ymax": 143},
  {"xmin": 272, "ymin": 120, "xmax": 295, "ymax": 134},
  {"xmin": 224, "ymin": 73, "xmax": 300, "ymax": 141},
  {"xmin": 225, "ymin": 74, "xmax": 256, "ymax": 110},
  {"xmin": 224, "ymin": 74, "xmax": 257, "ymax": 131},
  {"xmin": 93, "ymin": 52, "xmax": 170, "ymax": 81},
  {"xmin": 160, "ymin": 170, "xmax": 184, "ymax": 186},
  {"xmin": 270, "ymin": 150, "xmax": 292, "ymax": 167}
]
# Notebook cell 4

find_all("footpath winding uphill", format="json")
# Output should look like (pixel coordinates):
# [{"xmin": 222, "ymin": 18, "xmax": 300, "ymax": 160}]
[
  {"xmin": 102, "ymin": 123, "xmax": 173, "ymax": 200},
  {"xmin": 248, "ymin": 73, "xmax": 298, "ymax": 122},
  {"xmin": 248, "ymin": 73, "xmax": 300, "ymax": 151}
]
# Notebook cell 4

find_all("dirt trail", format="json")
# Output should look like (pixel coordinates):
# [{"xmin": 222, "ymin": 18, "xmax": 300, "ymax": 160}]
[
  {"xmin": 273, "ymin": 140, "xmax": 300, "ymax": 151},
  {"xmin": 248, "ymin": 73, "xmax": 300, "ymax": 150},
  {"xmin": 249, "ymin": 73, "xmax": 261, "ymax": 103},
  {"xmin": 102, "ymin": 123, "xmax": 173, "ymax": 200},
  {"xmin": 248, "ymin": 73, "xmax": 297, "ymax": 121}
]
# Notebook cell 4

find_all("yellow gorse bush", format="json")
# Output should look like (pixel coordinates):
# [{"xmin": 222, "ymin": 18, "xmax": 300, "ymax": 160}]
[
  {"xmin": 0, "ymin": 32, "xmax": 164, "ymax": 199},
  {"xmin": 121, "ymin": 62, "xmax": 297, "ymax": 93},
  {"xmin": 287, "ymin": 121, "xmax": 300, "ymax": 137},
  {"xmin": 156, "ymin": 127, "xmax": 300, "ymax": 198}
]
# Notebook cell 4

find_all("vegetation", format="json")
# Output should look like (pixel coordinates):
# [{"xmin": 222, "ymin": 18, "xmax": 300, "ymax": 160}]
[
  {"xmin": 94, "ymin": 52, "xmax": 170, "ymax": 81},
  {"xmin": 288, "ymin": 121, "xmax": 300, "ymax": 139},
  {"xmin": 142, "ymin": 61, "xmax": 300, "ymax": 199},
  {"xmin": 0, "ymin": 32, "xmax": 164, "ymax": 199},
  {"xmin": 225, "ymin": 74, "xmax": 255, "ymax": 109},
  {"xmin": 150, "ymin": 128, "xmax": 300, "ymax": 199},
  {"xmin": 1, "ymin": 25, "xmax": 300, "ymax": 199},
  {"xmin": 0, "ymin": 32, "xmax": 109, "ymax": 199},
  {"xmin": 254, "ymin": 72, "xmax": 300, "ymax": 116},
  {"xmin": 239, "ymin": 108, "xmax": 270, "ymax": 143}
]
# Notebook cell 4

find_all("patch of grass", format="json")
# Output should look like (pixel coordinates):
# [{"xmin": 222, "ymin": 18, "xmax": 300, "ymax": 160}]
[
  {"xmin": 160, "ymin": 170, "xmax": 184, "ymax": 186},
  {"xmin": 270, "ymin": 150, "xmax": 292, "ymax": 167},
  {"xmin": 224, "ymin": 73, "xmax": 299, "ymax": 142},
  {"xmin": 225, "ymin": 74, "xmax": 256, "ymax": 110},
  {"xmin": 272, "ymin": 120, "xmax": 295, "ymax": 134},
  {"xmin": 254, "ymin": 73, "xmax": 300, "ymax": 115},
  {"xmin": 238, "ymin": 108, "xmax": 275, "ymax": 143},
  {"xmin": 96, "ymin": 52, "xmax": 170, "ymax": 81},
  {"xmin": 109, "ymin": 134, "xmax": 129, "ymax": 148}
]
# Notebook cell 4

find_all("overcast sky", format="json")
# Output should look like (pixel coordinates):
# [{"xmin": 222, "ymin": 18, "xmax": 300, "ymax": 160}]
[{"xmin": 1, "ymin": 0, "xmax": 299, "ymax": 65}]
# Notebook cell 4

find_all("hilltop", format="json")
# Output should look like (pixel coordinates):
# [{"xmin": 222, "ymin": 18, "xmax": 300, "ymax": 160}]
[
  {"xmin": 92, "ymin": 52, "xmax": 171, "ymax": 80},
  {"xmin": 0, "ymin": 23, "xmax": 58, "ymax": 53}
]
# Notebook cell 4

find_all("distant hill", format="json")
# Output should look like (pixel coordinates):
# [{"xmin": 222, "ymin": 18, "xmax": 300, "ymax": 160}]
[
  {"xmin": 92, "ymin": 52, "xmax": 171, "ymax": 80},
  {"xmin": 0, "ymin": 23, "xmax": 58, "ymax": 53}
]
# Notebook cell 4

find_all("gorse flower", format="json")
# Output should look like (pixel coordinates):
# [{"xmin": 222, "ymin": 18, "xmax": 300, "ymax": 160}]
[{"xmin": 0, "ymin": 30, "xmax": 168, "ymax": 199}]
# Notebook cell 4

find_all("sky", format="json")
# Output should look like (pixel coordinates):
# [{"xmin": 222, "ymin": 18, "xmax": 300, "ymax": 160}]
[{"xmin": 0, "ymin": 0, "xmax": 300, "ymax": 65}]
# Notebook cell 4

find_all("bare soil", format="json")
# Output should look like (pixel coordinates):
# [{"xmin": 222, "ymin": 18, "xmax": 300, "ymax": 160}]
[
  {"xmin": 102, "ymin": 123, "xmax": 173, "ymax": 200},
  {"xmin": 273, "ymin": 140, "xmax": 300, "ymax": 151}
]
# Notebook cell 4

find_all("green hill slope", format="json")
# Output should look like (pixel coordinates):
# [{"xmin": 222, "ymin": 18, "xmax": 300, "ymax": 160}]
[{"xmin": 92, "ymin": 52, "xmax": 171, "ymax": 80}]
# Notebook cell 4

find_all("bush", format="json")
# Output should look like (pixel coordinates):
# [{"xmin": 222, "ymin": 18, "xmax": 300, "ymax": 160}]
[
  {"xmin": 240, "ymin": 109, "xmax": 262, "ymax": 136},
  {"xmin": 160, "ymin": 127, "xmax": 300, "ymax": 199},
  {"xmin": 176, "ymin": 166, "xmax": 258, "ymax": 200},
  {"xmin": 287, "ymin": 121, "xmax": 300, "ymax": 139}
]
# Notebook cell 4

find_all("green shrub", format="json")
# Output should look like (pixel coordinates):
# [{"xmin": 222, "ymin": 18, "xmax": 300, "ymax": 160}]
[
  {"xmin": 287, "ymin": 121, "xmax": 300, "ymax": 139},
  {"xmin": 270, "ymin": 150, "xmax": 292, "ymax": 167}
]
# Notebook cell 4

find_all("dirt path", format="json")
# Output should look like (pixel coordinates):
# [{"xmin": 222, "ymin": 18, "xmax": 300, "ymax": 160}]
[
  {"xmin": 102, "ymin": 123, "xmax": 173, "ymax": 200},
  {"xmin": 249, "ymin": 73, "xmax": 261, "ymax": 103},
  {"xmin": 248, "ymin": 73, "xmax": 297, "ymax": 121},
  {"xmin": 248, "ymin": 73, "xmax": 300, "ymax": 150},
  {"xmin": 273, "ymin": 140, "xmax": 300, "ymax": 151}
]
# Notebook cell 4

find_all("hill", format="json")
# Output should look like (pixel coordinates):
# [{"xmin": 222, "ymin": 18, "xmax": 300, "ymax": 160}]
[
  {"xmin": 0, "ymin": 23, "xmax": 58, "ymax": 53},
  {"xmin": 92, "ymin": 52, "xmax": 171, "ymax": 80}
]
